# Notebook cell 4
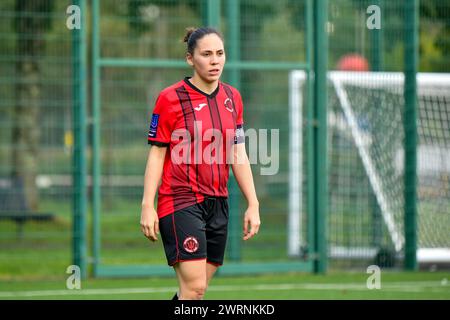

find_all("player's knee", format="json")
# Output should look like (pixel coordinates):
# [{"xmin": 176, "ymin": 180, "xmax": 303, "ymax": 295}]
[
  {"xmin": 193, "ymin": 281, "xmax": 207, "ymax": 299},
  {"xmin": 187, "ymin": 281, "xmax": 207, "ymax": 300}
]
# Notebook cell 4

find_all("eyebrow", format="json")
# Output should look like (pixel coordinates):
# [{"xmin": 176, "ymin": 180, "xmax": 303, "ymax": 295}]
[{"xmin": 199, "ymin": 49, "xmax": 224, "ymax": 53}]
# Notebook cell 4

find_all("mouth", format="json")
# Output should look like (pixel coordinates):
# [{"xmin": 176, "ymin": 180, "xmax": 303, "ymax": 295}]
[{"xmin": 209, "ymin": 69, "xmax": 220, "ymax": 75}]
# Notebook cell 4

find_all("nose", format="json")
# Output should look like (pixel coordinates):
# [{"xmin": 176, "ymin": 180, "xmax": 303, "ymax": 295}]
[{"xmin": 211, "ymin": 53, "xmax": 219, "ymax": 64}]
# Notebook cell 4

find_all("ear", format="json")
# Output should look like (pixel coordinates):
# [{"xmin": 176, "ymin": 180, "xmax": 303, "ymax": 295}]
[{"xmin": 186, "ymin": 53, "xmax": 194, "ymax": 67}]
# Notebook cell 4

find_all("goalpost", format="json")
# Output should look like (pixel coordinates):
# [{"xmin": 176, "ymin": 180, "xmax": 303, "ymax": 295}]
[{"xmin": 289, "ymin": 70, "xmax": 450, "ymax": 263}]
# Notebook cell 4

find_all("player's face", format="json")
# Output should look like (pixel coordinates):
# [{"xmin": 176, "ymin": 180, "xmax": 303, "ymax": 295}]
[{"xmin": 187, "ymin": 33, "xmax": 226, "ymax": 84}]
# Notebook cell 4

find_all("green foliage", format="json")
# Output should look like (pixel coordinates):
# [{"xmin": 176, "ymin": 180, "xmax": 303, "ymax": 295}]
[
  {"xmin": 287, "ymin": 0, "xmax": 305, "ymax": 31},
  {"xmin": 128, "ymin": 0, "xmax": 200, "ymax": 35},
  {"xmin": 13, "ymin": 0, "xmax": 55, "ymax": 32},
  {"xmin": 420, "ymin": 0, "xmax": 450, "ymax": 71}
]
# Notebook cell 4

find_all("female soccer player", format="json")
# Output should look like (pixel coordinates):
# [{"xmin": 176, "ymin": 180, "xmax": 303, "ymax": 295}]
[{"xmin": 141, "ymin": 27, "xmax": 260, "ymax": 300}]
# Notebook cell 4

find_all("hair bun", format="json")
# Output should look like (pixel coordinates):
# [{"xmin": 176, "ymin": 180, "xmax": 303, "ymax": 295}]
[{"xmin": 183, "ymin": 27, "xmax": 197, "ymax": 43}]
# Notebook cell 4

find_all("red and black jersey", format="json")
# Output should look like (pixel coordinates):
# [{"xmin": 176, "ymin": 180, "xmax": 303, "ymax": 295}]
[{"xmin": 147, "ymin": 77, "xmax": 245, "ymax": 218}]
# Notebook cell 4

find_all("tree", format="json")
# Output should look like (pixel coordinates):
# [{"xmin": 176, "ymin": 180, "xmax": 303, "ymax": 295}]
[
  {"xmin": 12, "ymin": 0, "xmax": 54, "ymax": 210},
  {"xmin": 420, "ymin": 0, "xmax": 450, "ymax": 71},
  {"xmin": 128, "ymin": 0, "xmax": 200, "ymax": 36}
]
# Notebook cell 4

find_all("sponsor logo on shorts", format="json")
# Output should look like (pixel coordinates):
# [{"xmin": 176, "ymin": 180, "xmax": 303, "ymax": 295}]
[{"xmin": 183, "ymin": 236, "xmax": 199, "ymax": 253}]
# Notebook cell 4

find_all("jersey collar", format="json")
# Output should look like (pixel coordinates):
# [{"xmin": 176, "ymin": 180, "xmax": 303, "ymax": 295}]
[{"xmin": 183, "ymin": 77, "xmax": 220, "ymax": 99}]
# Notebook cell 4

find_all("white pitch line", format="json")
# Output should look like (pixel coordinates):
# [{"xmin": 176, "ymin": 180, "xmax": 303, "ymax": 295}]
[
  {"xmin": 0, "ymin": 281, "xmax": 446, "ymax": 298},
  {"xmin": 0, "ymin": 286, "xmax": 179, "ymax": 298}
]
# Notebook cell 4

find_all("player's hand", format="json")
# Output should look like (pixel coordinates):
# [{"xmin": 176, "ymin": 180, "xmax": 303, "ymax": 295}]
[
  {"xmin": 243, "ymin": 204, "xmax": 261, "ymax": 241},
  {"xmin": 140, "ymin": 205, "xmax": 159, "ymax": 242}
]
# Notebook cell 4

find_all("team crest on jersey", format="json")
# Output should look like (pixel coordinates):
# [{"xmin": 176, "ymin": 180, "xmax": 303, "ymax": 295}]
[
  {"xmin": 148, "ymin": 113, "xmax": 160, "ymax": 138},
  {"xmin": 183, "ymin": 236, "xmax": 199, "ymax": 253},
  {"xmin": 224, "ymin": 98, "xmax": 234, "ymax": 112}
]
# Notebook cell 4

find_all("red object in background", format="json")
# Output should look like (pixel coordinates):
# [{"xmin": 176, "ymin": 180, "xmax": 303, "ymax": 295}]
[{"xmin": 337, "ymin": 54, "xmax": 370, "ymax": 71}]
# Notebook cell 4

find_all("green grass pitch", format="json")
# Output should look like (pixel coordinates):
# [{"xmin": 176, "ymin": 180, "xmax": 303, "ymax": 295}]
[{"xmin": 0, "ymin": 271, "xmax": 449, "ymax": 300}]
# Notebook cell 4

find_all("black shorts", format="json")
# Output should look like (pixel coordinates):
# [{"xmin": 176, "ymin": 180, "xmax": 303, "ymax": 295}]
[{"xmin": 159, "ymin": 197, "xmax": 229, "ymax": 267}]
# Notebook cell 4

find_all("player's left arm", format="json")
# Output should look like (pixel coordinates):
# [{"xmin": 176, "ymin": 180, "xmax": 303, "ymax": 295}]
[{"xmin": 231, "ymin": 143, "xmax": 260, "ymax": 241}]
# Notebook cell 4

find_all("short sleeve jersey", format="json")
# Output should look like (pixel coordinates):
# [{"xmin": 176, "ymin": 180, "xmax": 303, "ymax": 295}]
[{"xmin": 147, "ymin": 77, "xmax": 244, "ymax": 218}]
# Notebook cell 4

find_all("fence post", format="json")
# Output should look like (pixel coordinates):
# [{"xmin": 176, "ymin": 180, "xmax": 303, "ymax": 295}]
[
  {"xmin": 370, "ymin": 0, "xmax": 384, "ymax": 72},
  {"xmin": 91, "ymin": 0, "xmax": 102, "ymax": 277},
  {"xmin": 305, "ymin": 0, "xmax": 316, "ymax": 270},
  {"xmin": 72, "ymin": 0, "xmax": 88, "ymax": 279},
  {"xmin": 313, "ymin": 0, "xmax": 328, "ymax": 274},
  {"xmin": 369, "ymin": 0, "xmax": 383, "ymax": 250},
  {"xmin": 225, "ymin": 0, "xmax": 242, "ymax": 262},
  {"xmin": 404, "ymin": 0, "xmax": 419, "ymax": 271},
  {"xmin": 203, "ymin": 0, "xmax": 221, "ymax": 28}
]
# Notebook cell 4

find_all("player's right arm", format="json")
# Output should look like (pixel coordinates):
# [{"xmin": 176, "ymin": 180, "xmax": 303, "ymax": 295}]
[
  {"xmin": 141, "ymin": 92, "xmax": 175, "ymax": 242},
  {"xmin": 140, "ymin": 145, "xmax": 167, "ymax": 242}
]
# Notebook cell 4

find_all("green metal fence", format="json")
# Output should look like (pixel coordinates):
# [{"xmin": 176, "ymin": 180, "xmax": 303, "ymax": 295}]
[
  {"xmin": 88, "ymin": 0, "xmax": 322, "ymax": 278},
  {"xmin": 0, "ymin": 0, "xmax": 75, "ymax": 279}
]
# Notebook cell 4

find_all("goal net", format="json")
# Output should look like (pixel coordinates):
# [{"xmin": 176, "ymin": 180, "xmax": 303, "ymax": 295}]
[{"xmin": 289, "ymin": 71, "xmax": 450, "ymax": 264}]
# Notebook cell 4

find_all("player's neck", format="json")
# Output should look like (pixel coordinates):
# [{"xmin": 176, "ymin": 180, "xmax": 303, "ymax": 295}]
[{"xmin": 189, "ymin": 75, "xmax": 219, "ymax": 95}]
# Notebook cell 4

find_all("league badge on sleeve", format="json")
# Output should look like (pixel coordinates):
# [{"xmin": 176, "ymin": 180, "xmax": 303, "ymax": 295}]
[
  {"xmin": 234, "ymin": 124, "xmax": 245, "ymax": 144},
  {"xmin": 148, "ymin": 113, "xmax": 160, "ymax": 138}
]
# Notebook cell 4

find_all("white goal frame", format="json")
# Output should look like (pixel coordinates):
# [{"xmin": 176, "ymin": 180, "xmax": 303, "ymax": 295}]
[{"xmin": 289, "ymin": 70, "xmax": 450, "ymax": 263}]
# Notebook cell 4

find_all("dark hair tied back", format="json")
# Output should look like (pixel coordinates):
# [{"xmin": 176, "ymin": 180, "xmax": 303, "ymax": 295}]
[
  {"xmin": 183, "ymin": 27, "xmax": 196, "ymax": 43},
  {"xmin": 183, "ymin": 27, "xmax": 224, "ymax": 55}
]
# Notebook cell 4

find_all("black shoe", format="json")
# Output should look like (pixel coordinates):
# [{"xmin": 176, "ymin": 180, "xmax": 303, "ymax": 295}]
[{"xmin": 171, "ymin": 292, "xmax": 179, "ymax": 300}]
